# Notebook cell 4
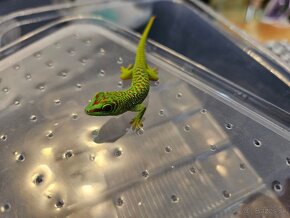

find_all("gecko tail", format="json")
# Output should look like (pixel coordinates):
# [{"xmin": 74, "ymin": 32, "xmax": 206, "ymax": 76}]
[
  {"xmin": 134, "ymin": 16, "xmax": 156, "ymax": 67},
  {"xmin": 136, "ymin": 16, "xmax": 156, "ymax": 55}
]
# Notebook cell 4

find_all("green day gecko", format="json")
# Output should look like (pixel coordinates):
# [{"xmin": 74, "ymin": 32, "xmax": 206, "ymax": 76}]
[{"xmin": 85, "ymin": 16, "xmax": 158, "ymax": 131}]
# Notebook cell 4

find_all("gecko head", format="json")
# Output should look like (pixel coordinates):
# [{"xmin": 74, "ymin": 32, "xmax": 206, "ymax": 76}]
[{"xmin": 85, "ymin": 92, "xmax": 116, "ymax": 116}]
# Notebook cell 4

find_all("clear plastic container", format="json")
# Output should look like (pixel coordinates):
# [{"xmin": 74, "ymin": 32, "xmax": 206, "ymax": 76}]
[
  {"xmin": 0, "ymin": 0, "xmax": 289, "ymax": 127},
  {"xmin": 0, "ymin": 1, "xmax": 289, "ymax": 218}
]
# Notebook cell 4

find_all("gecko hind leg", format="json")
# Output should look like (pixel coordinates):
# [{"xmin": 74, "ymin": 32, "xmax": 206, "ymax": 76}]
[
  {"xmin": 120, "ymin": 64, "xmax": 133, "ymax": 80},
  {"xmin": 130, "ymin": 103, "xmax": 146, "ymax": 130},
  {"xmin": 147, "ymin": 65, "xmax": 159, "ymax": 81}
]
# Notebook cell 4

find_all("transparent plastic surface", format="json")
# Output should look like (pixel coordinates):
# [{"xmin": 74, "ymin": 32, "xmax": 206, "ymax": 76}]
[
  {"xmin": 0, "ymin": 17, "xmax": 289, "ymax": 218},
  {"xmin": 0, "ymin": 0, "xmax": 289, "ymax": 128}
]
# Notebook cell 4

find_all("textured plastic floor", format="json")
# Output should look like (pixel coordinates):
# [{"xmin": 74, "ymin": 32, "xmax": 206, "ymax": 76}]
[
  {"xmin": 0, "ymin": 21, "xmax": 286, "ymax": 218},
  {"xmin": 266, "ymin": 40, "xmax": 290, "ymax": 66}
]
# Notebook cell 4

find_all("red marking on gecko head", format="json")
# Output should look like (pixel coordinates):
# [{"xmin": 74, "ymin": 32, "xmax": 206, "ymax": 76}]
[
  {"xmin": 93, "ymin": 100, "xmax": 99, "ymax": 106},
  {"xmin": 93, "ymin": 94, "xmax": 100, "ymax": 105},
  {"xmin": 93, "ymin": 93, "xmax": 107, "ymax": 105}
]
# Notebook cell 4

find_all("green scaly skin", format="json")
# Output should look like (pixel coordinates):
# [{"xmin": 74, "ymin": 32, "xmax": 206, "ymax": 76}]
[{"xmin": 85, "ymin": 16, "xmax": 158, "ymax": 130}]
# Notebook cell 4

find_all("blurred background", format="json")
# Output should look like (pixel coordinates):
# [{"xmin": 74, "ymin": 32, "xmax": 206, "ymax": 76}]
[
  {"xmin": 1, "ymin": 0, "xmax": 290, "ymax": 61},
  {"xmin": 1, "ymin": 0, "xmax": 290, "ymax": 43},
  {"xmin": 204, "ymin": 0, "xmax": 290, "ymax": 42},
  {"xmin": 1, "ymin": 0, "xmax": 290, "ymax": 51}
]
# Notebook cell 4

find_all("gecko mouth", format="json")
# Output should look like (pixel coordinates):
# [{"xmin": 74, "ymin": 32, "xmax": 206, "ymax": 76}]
[{"xmin": 86, "ymin": 108, "xmax": 102, "ymax": 114}]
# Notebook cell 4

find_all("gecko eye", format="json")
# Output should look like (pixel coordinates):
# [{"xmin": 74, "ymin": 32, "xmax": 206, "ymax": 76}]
[{"xmin": 102, "ymin": 104, "xmax": 112, "ymax": 112}]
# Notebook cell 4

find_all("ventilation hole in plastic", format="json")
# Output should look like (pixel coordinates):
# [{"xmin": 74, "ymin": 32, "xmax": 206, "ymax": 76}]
[
  {"xmin": 33, "ymin": 52, "xmax": 41, "ymax": 58},
  {"xmin": 83, "ymin": 39, "xmax": 91, "ymax": 45},
  {"xmin": 47, "ymin": 131, "xmax": 54, "ymax": 138},
  {"xmin": 239, "ymin": 163, "xmax": 246, "ymax": 170},
  {"xmin": 16, "ymin": 153, "xmax": 25, "ymax": 162},
  {"xmin": 171, "ymin": 195, "xmax": 179, "ymax": 203},
  {"xmin": 0, "ymin": 134, "xmax": 7, "ymax": 141},
  {"xmin": 141, "ymin": 170, "xmax": 149, "ymax": 179},
  {"xmin": 25, "ymin": 73, "xmax": 32, "ymax": 80},
  {"xmin": 189, "ymin": 167, "xmax": 197, "ymax": 174},
  {"xmin": 54, "ymin": 42, "xmax": 61, "ymax": 48},
  {"xmin": 117, "ymin": 57, "xmax": 123, "ymax": 64},
  {"xmin": 37, "ymin": 84, "xmax": 46, "ymax": 91},
  {"xmin": 58, "ymin": 70, "xmax": 67, "ymax": 77},
  {"xmin": 0, "ymin": 203, "xmax": 11, "ymax": 213},
  {"xmin": 98, "ymin": 69, "xmax": 105, "ymax": 77},
  {"xmin": 176, "ymin": 92, "xmax": 182, "ymax": 99},
  {"xmin": 63, "ymin": 150, "xmax": 74, "ymax": 159},
  {"xmin": 286, "ymin": 157, "xmax": 290, "ymax": 166},
  {"xmin": 2, "ymin": 87, "xmax": 9, "ymax": 93},
  {"xmin": 184, "ymin": 124, "xmax": 191, "ymax": 132},
  {"xmin": 253, "ymin": 139, "xmax": 262, "ymax": 147},
  {"xmin": 46, "ymin": 61, "xmax": 54, "ymax": 68},
  {"xmin": 76, "ymin": 83, "xmax": 82, "ymax": 89},
  {"xmin": 80, "ymin": 57, "xmax": 88, "ymax": 65},
  {"xmin": 13, "ymin": 100, "xmax": 20, "ymax": 105},
  {"xmin": 91, "ymin": 129, "xmax": 99, "ymax": 138},
  {"xmin": 89, "ymin": 154, "xmax": 96, "ymax": 161},
  {"xmin": 73, "ymin": 33, "xmax": 80, "ymax": 39},
  {"xmin": 272, "ymin": 181, "xmax": 283, "ymax": 193},
  {"xmin": 54, "ymin": 99, "xmax": 61, "ymax": 105},
  {"xmin": 222, "ymin": 190, "xmax": 231, "ymax": 199},
  {"xmin": 55, "ymin": 200, "xmax": 64, "ymax": 209},
  {"xmin": 33, "ymin": 174, "xmax": 44, "ymax": 185},
  {"xmin": 67, "ymin": 49, "xmax": 76, "ymax": 56},
  {"xmin": 210, "ymin": 145, "xmax": 217, "ymax": 151},
  {"xmin": 225, "ymin": 123, "xmax": 233, "ymax": 130},
  {"xmin": 113, "ymin": 148, "xmax": 122, "ymax": 157},
  {"xmin": 117, "ymin": 81, "xmax": 123, "ymax": 88},
  {"xmin": 159, "ymin": 109, "xmax": 165, "ymax": 116},
  {"xmin": 71, "ymin": 113, "xmax": 78, "ymax": 120},
  {"xmin": 30, "ymin": 115, "xmax": 37, "ymax": 122},
  {"xmin": 115, "ymin": 197, "xmax": 124, "ymax": 207},
  {"xmin": 154, "ymin": 80, "xmax": 159, "ymax": 87},
  {"xmin": 165, "ymin": 146, "xmax": 172, "ymax": 153},
  {"xmin": 13, "ymin": 64, "xmax": 20, "ymax": 70},
  {"xmin": 136, "ymin": 128, "xmax": 144, "ymax": 135},
  {"xmin": 97, "ymin": 48, "xmax": 106, "ymax": 56}
]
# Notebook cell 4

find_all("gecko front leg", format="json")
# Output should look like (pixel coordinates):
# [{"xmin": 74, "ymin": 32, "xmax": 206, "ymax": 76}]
[
  {"xmin": 130, "ymin": 103, "xmax": 146, "ymax": 130},
  {"xmin": 120, "ymin": 64, "xmax": 133, "ymax": 80}
]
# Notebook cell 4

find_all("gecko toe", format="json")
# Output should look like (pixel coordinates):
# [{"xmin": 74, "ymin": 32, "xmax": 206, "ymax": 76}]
[{"xmin": 130, "ymin": 118, "xmax": 143, "ymax": 130}]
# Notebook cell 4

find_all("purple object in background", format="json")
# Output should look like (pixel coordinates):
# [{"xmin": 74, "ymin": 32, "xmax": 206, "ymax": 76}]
[
  {"xmin": 264, "ymin": 0, "xmax": 290, "ymax": 19},
  {"xmin": 0, "ymin": 0, "xmax": 51, "ymax": 15}
]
